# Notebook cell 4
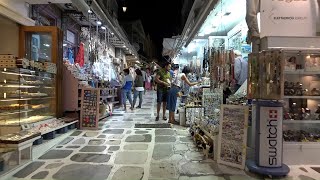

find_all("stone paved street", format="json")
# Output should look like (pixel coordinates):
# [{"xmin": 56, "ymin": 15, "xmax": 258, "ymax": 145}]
[{"xmin": 8, "ymin": 92, "xmax": 320, "ymax": 180}]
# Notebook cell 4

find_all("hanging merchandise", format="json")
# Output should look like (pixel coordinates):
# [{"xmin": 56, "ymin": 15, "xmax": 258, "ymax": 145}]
[
  {"xmin": 209, "ymin": 49, "xmax": 236, "ymax": 90},
  {"xmin": 247, "ymin": 51, "xmax": 284, "ymax": 100},
  {"xmin": 68, "ymin": 48, "xmax": 74, "ymax": 64},
  {"xmin": 75, "ymin": 42, "xmax": 85, "ymax": 67}
]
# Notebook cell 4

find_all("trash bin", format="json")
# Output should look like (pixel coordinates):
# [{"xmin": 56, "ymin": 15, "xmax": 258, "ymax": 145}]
[{"xmin": 179, "ymin": 107, "xmax": 186, "ymax": 126}]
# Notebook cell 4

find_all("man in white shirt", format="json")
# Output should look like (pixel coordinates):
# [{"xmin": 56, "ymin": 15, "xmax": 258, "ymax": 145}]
[
  {"xmin": 141, "ymin": 68, "xmax": 147, "ymax": 94},
  {"xmin": 234, "ymin": 50, "xmax": 248, "ymax": 92}
]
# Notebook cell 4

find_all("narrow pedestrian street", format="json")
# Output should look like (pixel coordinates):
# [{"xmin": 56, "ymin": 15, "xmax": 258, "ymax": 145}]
[{"xmin": 7, "ymin": 92, "xmax": 320, "ymax": 180}]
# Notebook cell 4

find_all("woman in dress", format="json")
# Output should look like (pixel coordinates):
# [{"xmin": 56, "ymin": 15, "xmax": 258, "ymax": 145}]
[{"xmin": 166, "ymin": 66, "xmax": 201, "ymax": 124}]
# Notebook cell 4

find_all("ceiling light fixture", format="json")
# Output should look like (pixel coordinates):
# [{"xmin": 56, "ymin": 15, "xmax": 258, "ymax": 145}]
[
  {"xmin": 97, "ymin": 21, "xmax": 102, "ymax": 25},
  {"xmin": 88, "ymin": 9, "xmax": 92, "ymax": 14},
  {"xmin": 101, "ymin": 26, "xmax": 106, "ymax": 30},
  {"xmin": 63, "ymin": 44, "xmax": 67, "ymax": 47}
]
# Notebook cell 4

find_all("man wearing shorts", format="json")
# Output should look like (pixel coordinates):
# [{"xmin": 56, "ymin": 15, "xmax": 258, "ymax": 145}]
[{"xmin": 155, "ymin": 61, "xmax": 171, "ymax": 121}]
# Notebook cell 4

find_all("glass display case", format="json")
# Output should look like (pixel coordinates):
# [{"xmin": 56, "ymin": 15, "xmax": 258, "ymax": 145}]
[
  {"xmin": 0, "ymin": 68, "xmax": 56, "ymax": 135},
  {"xmin": 19, "ymin": 26, "xmax": 63, "ymax": 118},
  {"xmin": 282, "ymin": 50, "xmax": 320, "ymax": 142}
]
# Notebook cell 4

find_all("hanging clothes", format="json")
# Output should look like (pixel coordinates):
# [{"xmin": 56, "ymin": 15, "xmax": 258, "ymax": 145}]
[
  {"xmin": 75, "ymin": 43, "xmax": 84, "ymax": 67},
  {"xmin": 68, "ymin": 48, "xmax": 74, "ymax": 64}
]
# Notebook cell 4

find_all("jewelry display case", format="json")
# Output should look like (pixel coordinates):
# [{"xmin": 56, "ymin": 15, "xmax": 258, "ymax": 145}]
[
  {"xmin": 0, "ymin": 68, "xmax": 56, "ymax": 135},
  {"xmin": 282, "ymin": 50, "xmax": 320, "ymax": 143}
]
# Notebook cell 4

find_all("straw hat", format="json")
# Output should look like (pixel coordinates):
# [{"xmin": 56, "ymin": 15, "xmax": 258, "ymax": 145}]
[{"xmin": 234, "ymin": 50, "xmax": 242, "ymax": 56}]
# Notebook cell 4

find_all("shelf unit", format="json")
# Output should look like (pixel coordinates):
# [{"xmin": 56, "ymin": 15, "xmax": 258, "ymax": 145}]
[
  {"xmin": 284, "ymin": 71, "xmax": 320, "ymax": 75},
  {"xmin": 283, "ymin": 120, "xmax": 320, "ymax": 124},
  {"xmin": 0, "ymin": 68, "xmax": 57, "ymax": 136},
  {"xmin": 281, "ymin": 50, "xmax": 320, "ymax": 165}
]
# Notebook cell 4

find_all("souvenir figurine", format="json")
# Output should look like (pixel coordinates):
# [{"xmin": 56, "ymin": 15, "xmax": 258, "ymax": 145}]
[
  {"xmin": 311, "ymin": 88, "xmax": 320, "ymax": 96},
  {"xmin": 294, "ymin": 82, "xmax": 303, "ymax": 96},
  {"xmin": 315, "ymin": 104, "xmax": 320, "ymax": 120},
  {"xmin": 303, "ymin": 108, "xmax": 311, "ymax": 120}
]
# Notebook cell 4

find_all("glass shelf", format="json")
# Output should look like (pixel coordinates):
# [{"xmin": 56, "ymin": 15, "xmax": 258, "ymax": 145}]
[
  {"xmin": 284, "ymin": 96, "xmax": 320, "ymax": 99},
  {"xmin": 0, "ymin": 69, "xmax": 54, "ymax": 80},
  {"xmin": 0, "ymin": 85, "xmax": 54, "ymax": 88},
  {"xmin": 0, "ymin": 116, "xmax": 55, "ymax": 126},
  {"xmin": 283, "ymin": 120, "xmax": 320, "ymax": 124},
  {"xmin": 0, "ymin": 97, "xmax": 55, "ymax": 102},
  {"xmin": 0, "ymin": 106, "xmax": 49, "ymax": 116},
  {"xmin": 283, "ymin": 50, "xmax": 320, "ymax": 143}
]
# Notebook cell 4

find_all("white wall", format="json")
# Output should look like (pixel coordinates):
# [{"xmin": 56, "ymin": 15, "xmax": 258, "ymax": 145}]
[
  {"xmin": 0, "ymin": 0, "xmax": 34, "ymax": 25},
  {"xmin": 0, "ymin": 15, "xmax": 19, "ymax": 56}
]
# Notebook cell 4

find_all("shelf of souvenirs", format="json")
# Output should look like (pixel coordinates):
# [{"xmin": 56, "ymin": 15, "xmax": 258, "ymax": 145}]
[
  {"xmin": 0, "ymin": 117, "xmax": 78, "ymax": 143},
  {"xmin": 0, "ymin": 115, "xmax": 55, "ymax": 126},
  {"xmin": 283, "ymin": 133, "xmax": 320, "ymax": 143},
  {"xmin": 33, "ymin": 118, "xmax": 78, "ymax": 135},
  {"xmin": 284, "ymin": 70, "xmax": 320, "ymax": 75},
  {"xmin": 0, "ymin": 104, "xmax": 50, "ymax": 116},
  {"xmin": 0, "ymin": 130, "xmax": 40, "ymax": 144},
  {"xmin": 283, "ymin": 120, "xmax": 320, "ymax": 124},
  {"xmin": 193, "ymin": 121, "xmax": 218, "ymax": 141},
  {"xmin": 284, "ymin": 96, "xmax": 320, "ymax": 99},
  {"xmin": 0, "ymin": 68, "xmax": 54, "ymax": 79}
]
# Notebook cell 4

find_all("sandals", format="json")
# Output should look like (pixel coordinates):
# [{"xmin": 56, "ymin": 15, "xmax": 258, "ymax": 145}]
[
  {"xmin": 155, "ymin": 117, "xmax": 159, "ymax": 121},
  {"xmin": 163, "ymin": 117, "xmax": 167, "ymax": 121}
]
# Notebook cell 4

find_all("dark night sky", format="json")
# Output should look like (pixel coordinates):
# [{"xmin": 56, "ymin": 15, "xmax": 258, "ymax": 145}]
[{"xmin": 117, "ymin": 0, "xmax": 183, "ymax": 59}]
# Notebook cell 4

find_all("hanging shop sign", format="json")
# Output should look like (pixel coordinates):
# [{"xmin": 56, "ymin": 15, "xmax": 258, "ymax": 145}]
[
  {"xmin": 260, "ymin": 0, "xmax": 317, "ymax": 37},
  {"xmin": 258, "ymin": 106, "xmax": 283, "ymax": 167},
  {"xmin": 218, "ymin": 105, "xmax": 249, "ymax": 169}
]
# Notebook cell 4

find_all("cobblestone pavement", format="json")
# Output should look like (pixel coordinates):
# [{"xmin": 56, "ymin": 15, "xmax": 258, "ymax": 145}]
[{"xmin": 8, "ymin": 92, "xmax": 320, "ymax": 180}]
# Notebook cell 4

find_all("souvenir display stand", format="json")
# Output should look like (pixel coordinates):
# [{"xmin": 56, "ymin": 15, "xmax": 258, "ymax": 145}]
[
  {"xmin": 80, "ymin": 88, "xmax": 100, "ymax": 130},
  {"xmin": 246, "ymin": 50, "xmax": 290, "ymax": 176},
  {"xmin": 187, "ymin": 48, "xmax": 237, "ymax": 160},
  {"xmin": 63, "ymin": 60, "xmax": 119, "ymax": 122},
  {"xmin": 218, "ymin": 105, "xmax": 249, "ymax": 169}
]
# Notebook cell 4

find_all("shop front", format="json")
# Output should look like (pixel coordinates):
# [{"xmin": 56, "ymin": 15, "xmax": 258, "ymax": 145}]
[
  {"xmin": 173, "ymin": 0, "xmax": 320, "ymax": 177},
  {"xmin": 0, "ymin": 0, "xmax": 135, "ymax": 175}
]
